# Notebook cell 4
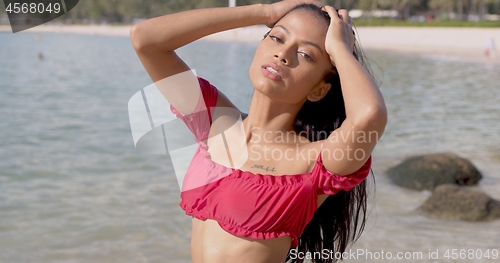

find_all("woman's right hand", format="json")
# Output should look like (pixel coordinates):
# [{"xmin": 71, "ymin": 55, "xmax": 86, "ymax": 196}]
[{"xmin": 265, "ymin": 0, "xmax": 323, "ymax": 27}]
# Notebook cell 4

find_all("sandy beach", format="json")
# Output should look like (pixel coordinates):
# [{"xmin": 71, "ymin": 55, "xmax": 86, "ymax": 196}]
[{"xmin": 1, "ymin": 24, "xmax": 499, "ymax": 62}]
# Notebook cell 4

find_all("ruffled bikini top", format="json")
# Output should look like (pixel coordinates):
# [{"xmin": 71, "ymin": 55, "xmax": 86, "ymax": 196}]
[{"xmin": 170, "ymin": 77, "xmax": 372, "ymax": 249}]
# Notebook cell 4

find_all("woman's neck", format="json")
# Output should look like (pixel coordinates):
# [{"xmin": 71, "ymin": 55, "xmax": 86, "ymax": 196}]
[{"xmin": 243, "ymin": 90, "xmax": 304, "ymax": 143}]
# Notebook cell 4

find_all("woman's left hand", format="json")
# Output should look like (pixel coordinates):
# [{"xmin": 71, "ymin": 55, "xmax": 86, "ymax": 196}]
[{"xmin": 322, "ymin": 6, "xmax": 355, "ymax": 67}]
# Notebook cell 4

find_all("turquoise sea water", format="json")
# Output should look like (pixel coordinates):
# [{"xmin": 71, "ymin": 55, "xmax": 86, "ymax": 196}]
[{"xmin": 1, "ymin": 32, "xmax": 499, "ymax": 263}]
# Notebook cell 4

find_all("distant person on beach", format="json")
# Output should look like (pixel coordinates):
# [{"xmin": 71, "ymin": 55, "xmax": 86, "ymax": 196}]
[
  {"xmin": 35, "ymin": 34, "xmax": 43, "ymax": 60},
  {"xmin": 485, "ymin": 38, "xmax": 496, "ymax": 59},
  {"xmin": 130, "ymin": 1, "xmax": 387, "ymax": 263}
]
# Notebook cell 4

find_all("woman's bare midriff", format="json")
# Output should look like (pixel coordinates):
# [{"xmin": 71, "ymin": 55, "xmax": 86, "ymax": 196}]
[
  {"xmin": 189, "ymin": 195, "xmax": 329, "ymax": 263},
  {"xmin": 190, "ymin": 217, "xmax": 292, "ymax": 263}
]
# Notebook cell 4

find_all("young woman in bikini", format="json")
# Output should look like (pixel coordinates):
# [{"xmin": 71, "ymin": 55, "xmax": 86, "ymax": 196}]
[{"xmin": 130, "ymin": 1, "xmax": 387, "ymax": 262}]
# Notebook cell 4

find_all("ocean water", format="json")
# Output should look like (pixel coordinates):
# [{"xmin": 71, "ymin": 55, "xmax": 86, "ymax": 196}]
[{"xmin": 0, "ymin": 32, "xmax": 499, "ymax": 263}]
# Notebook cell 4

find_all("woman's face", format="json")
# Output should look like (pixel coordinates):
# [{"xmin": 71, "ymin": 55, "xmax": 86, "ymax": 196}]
[{"xmin": 249, "ymin": 9, "xmax": 333, "ymax": 104}]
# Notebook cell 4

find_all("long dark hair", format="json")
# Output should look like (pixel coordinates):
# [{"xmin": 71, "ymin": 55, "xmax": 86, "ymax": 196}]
[{"xmin": 264, "ymin": 4, "xmax": 376, "ymax": 263}]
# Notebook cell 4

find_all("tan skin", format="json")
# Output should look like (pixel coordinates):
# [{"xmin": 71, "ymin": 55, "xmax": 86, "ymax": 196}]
[{"xmin": 130, "ymin": 1, "xmax": 387, "ymax": 262}]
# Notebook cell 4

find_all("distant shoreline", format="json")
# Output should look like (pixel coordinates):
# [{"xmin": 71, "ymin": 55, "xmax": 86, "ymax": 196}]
[{"xmin": 1, "ymin": 24, "xmax": 499, "ymax": 63}]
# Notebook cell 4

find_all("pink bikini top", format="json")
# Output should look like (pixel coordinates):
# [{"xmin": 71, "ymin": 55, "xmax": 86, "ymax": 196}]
[{"xmin": 170, "ymin": 77, "xmax": 372, "ymax": 248}]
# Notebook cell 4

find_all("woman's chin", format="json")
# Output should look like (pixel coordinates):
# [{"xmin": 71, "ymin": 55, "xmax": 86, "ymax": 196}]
[{"xmin": 251, "ymin": 78, "xmax": 278, "ymax": 96}]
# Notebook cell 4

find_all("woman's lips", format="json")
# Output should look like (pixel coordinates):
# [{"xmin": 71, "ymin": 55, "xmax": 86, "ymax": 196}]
[{"xmin": 261, "ymin": 63, "xmax": 283, "ymax": 81}]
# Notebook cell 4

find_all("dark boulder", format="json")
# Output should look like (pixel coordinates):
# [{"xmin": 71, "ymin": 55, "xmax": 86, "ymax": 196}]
[
  {"xmin": 387, "ymin": 152, "xmax": 482, "ymax": 191},
  {"xmin": 419, "ymin": 184, "xmax": 500, "ymax": 221}
]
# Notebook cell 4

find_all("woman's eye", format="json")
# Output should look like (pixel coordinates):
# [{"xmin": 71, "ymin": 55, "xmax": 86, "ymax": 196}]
[
  {"xmin": 299, "ymin": 52, "xmax": 314, "ymax": 62},
  {"xmin": 270, "ymin": 35, "xmax": 283, "ymax": 43}
]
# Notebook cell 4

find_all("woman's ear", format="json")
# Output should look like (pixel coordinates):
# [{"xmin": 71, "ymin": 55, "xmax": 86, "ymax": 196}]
[
  {"xmin": 307, "ymin": 69, "xmax": 336, "ymax": 102},
  {"xmin": 307, "ymin": 81, "xmax": 331, "ymax": 102}
]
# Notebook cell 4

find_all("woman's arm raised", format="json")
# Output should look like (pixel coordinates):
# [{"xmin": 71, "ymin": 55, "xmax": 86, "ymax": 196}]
[
  {"xmin": 319, "ymin": 6, "xmax": 388, "ymax": 176},
  {"xmin": 130, "ymin": 1, "xmax": 322, "ymax": 79},
  {"xmin": 129, "ymin": 4, "xmax": 270, "ymax": 115},
  {"xmin": 129, "ymin": 1, "xmax": 322, "ymax": 115},
  {"xmin": 130, "ymin": 5, "xmax": 268, "ymax": 54}
]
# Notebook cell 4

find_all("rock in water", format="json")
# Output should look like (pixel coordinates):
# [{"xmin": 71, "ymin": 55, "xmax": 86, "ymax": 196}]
[
  {"xmin": 387, "ymin": 152, "xmax": 482, "ymax": 191},
  {"xmin": 419, "ymin": 184, "xmax": 500, "ymax": 221}
]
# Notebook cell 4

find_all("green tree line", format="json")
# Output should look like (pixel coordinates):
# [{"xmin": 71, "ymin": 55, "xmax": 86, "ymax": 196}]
[{"xmin": 1, "ymin": 0, "xmax": 499, "ymax": 24}]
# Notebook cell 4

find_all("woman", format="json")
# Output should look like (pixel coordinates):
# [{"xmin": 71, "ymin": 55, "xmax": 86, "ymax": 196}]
[{"xmin": 130, "ymin": 1, "xmax": 387, "ymax": 262}]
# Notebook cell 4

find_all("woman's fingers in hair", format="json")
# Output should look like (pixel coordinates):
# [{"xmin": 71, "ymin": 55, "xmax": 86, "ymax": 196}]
[
  {"xmin": 338, "ymin": 9, "xmax": 350, "ymax": 24},
  {"xmin": 322, "ymin": 6, "xmax": 336, "ymax": 19},
  {"xmin": 322, "ymin": 6, "xmax": 352, "ymax": 26},
  {"xmin": 323, "ymin": 5, "xmax": 356, "ymax": 64}
]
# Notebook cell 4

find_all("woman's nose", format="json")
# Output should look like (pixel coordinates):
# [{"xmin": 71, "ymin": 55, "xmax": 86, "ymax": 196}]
[
  {"xmin": 274, "ymin": 53, "xmax": 288, "ymax": 65},
  {"xmin": 273, "ymin": 47, "xmax": 292, "ymax": 65}
]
